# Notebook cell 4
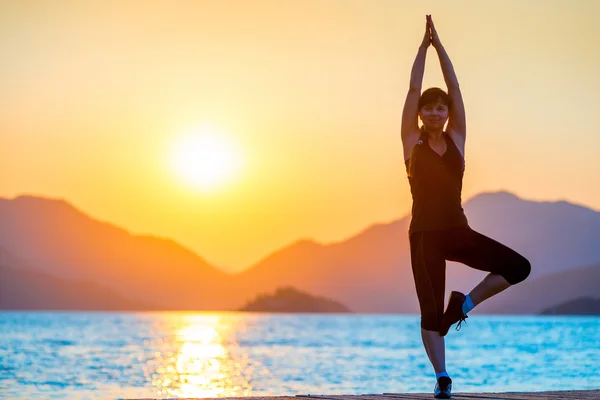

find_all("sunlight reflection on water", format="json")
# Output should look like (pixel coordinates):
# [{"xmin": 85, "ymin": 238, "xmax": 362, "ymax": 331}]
[{"xmin": 144, "ymin": 314, "xmax": 255, "ymax": 398}]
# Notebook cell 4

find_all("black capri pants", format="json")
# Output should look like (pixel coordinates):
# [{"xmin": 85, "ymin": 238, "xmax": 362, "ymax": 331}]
[{"xmin": 409, "ymin": 226, "xmax": 531, "ymax": 333}]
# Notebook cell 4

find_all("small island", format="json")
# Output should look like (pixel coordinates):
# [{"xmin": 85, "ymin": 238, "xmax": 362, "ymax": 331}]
[
  {"xmin": 541, "ymin": 297, "xmax": 600, "ymax": 315},
  {"xmin": 238, "ymin": 286, "xmax": 352, "ymax": 313}
]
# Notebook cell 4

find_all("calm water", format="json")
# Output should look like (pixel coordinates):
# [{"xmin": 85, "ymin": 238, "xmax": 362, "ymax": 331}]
[{"xmin": 0, "ymin": 312, "xmax": 599, "ymax": 399}]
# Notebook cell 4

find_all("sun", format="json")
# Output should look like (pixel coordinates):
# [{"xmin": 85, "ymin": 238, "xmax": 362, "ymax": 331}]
[{"xmin": 169, "ymin": 128, "xmax": 242, "ymax": 192}]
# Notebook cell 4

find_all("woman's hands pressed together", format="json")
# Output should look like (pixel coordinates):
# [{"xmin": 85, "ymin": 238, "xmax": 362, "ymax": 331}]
[
  {"xmin": 421, "ymin": 15, "xmax": 432, "ymax": 49},
  {"xmin": 429, "ymin": 16, "xmax": 442, "ymax": 49}
]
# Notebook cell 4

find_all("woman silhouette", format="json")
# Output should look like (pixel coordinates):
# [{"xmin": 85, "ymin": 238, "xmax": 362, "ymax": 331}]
[{"xmin": 401, "ymin": 15, "xmax": 531, "ymax": 398}]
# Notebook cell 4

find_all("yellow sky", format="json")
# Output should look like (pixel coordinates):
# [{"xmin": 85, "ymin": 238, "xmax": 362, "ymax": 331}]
[{"xmin": 1, "ymin": 0, "xmax": 599, "ymax": 272}]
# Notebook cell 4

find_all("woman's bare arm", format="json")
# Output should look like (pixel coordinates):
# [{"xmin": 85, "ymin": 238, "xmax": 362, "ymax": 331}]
[
  {"xmin": 430, "ymin": 18, "xmax": 466, "ymax": 153},
  {"xmin": 402, "ymin": 16, "xmax": 431, "ymax": 160}
]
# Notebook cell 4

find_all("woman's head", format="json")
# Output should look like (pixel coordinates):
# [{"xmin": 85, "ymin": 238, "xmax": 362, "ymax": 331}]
[{"xmin": 419, "ymin": 87, "xmax": 451, "ymax": 131}]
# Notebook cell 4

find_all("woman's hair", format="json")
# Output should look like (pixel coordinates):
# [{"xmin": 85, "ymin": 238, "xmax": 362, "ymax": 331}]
[{"xmin": 419, "ymin": 87, "xmax": 452, "ymax": 110}]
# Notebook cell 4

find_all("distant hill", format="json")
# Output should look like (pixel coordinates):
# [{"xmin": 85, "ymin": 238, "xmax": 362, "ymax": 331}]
[
  {"xmin": 0, "ymin": 247, "xmax": 149, "ymax": 310},
  {"xmin": 238, "ymin": 286, "xmax": 351, "ymax": 313},
  {"xmin": 2, "ymin": 192, "xmax": 600, "ymax": 313},
  {"xmin": 541, "ymin": 297, "xmax": 600, "ymax": 315}
]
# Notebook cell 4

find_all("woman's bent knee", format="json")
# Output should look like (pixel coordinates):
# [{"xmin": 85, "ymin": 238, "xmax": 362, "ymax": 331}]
[{"xmin": 505, "ymin": 256, "xmax": 531, "ymax": 285}]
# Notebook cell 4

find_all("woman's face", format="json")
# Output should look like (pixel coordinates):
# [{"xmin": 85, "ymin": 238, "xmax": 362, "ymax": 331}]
[{"xmin": 419, "ymin": 99, "xmax": 449, "ymax": 131}]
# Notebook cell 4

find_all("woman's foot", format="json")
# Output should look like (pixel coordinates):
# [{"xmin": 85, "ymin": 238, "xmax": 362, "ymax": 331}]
[
  {"xmin": 440, "ymin": 291, "xmax": 468, "ymax": 337},
  {"xmin": 434, "ymin": 376, "xmax": 452, "ymax": 399}
]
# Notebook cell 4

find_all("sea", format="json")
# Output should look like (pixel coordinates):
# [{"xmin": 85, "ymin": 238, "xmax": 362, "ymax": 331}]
[{"xmin": 1, "ymin": 312, "xmax": 599, "ymax": 399}]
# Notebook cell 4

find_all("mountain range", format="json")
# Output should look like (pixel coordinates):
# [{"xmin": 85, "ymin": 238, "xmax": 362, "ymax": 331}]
[
  {"xmin": 0, "ymin": 247, "xmax": 149, "ymax": 310},
  {"xmin": 1, "ymin": 192, "xmax": 599, "ymax": 313}
]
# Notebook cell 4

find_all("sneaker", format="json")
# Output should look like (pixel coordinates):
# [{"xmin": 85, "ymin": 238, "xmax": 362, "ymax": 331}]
[
  {"xmin": 434, "ymin": 376, "xmax": 452, "ymax": 399},
  {"xmin": 440, "ymin": 291, "xmax": 468, "ymax": 337}
]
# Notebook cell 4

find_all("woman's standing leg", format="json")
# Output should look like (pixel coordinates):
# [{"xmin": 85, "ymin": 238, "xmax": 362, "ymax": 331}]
[
  {"xmin": 421, "ymin": 329, "xmax": 446, "ymax": 374},
  {"xmin": 410, "ymin": 231, "xmax": 448, "ymax": 373}
]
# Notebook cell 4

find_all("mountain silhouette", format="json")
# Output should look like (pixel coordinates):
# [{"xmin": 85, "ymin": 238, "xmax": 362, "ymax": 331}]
[
  {"xmin": 474, "ymin": 262, "xmax": 600, "ymax": 314},
  {"xmin": 540, "ymin": 297, "xmax": 600, "ymax": 315},
  {"xmin": 232, "ymin": 220, "xmax": 413, "ymax": 313},
  {"xmin": 0, "ymin": 247, "xmax": 149, "ymax": 310},
  {"xmin": 0, "ymin": 196, "xmax": 240, "ymax": 310},
  {"xmin": 233, "ymin": 191, "xmax": 600, "ymax": 313},
  {"xmin": 464, "ymin": 192, "xmax": 600, "ymax": 277},
  {"xmin": 1, "ymin": 192, "xmax": 599, "ymax": 312}
]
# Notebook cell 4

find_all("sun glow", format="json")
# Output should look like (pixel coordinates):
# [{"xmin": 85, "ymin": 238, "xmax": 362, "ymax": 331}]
[{"xmin": 170, "ymin": 127, "xmax": 242, "ymax": 192}]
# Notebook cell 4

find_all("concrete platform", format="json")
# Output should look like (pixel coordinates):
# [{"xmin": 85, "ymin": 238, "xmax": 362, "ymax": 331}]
[{"xmin": 134, "ymin": 389, "xmax": 600, "ymax": 400}]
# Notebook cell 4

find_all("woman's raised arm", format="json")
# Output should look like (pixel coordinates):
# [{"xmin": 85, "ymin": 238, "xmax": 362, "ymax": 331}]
[
  {"xmin": 401, "ymin": 16, "xmax": 431, "ymax": 160},
  {"xmin": 430, "ymin": 17, "xmax": 466, "ymax": 150}
]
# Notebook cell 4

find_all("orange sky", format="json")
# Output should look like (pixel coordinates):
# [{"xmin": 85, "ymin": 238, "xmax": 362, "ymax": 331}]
[{"xmin": 1, "ymin": 1, "xmax": 599, "ymax": 272}]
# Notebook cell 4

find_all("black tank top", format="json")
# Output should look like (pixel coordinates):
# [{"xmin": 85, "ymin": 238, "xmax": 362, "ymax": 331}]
[{"xmin": 405, "ymin": 131, "xmax": 469, "ymax": 233}]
